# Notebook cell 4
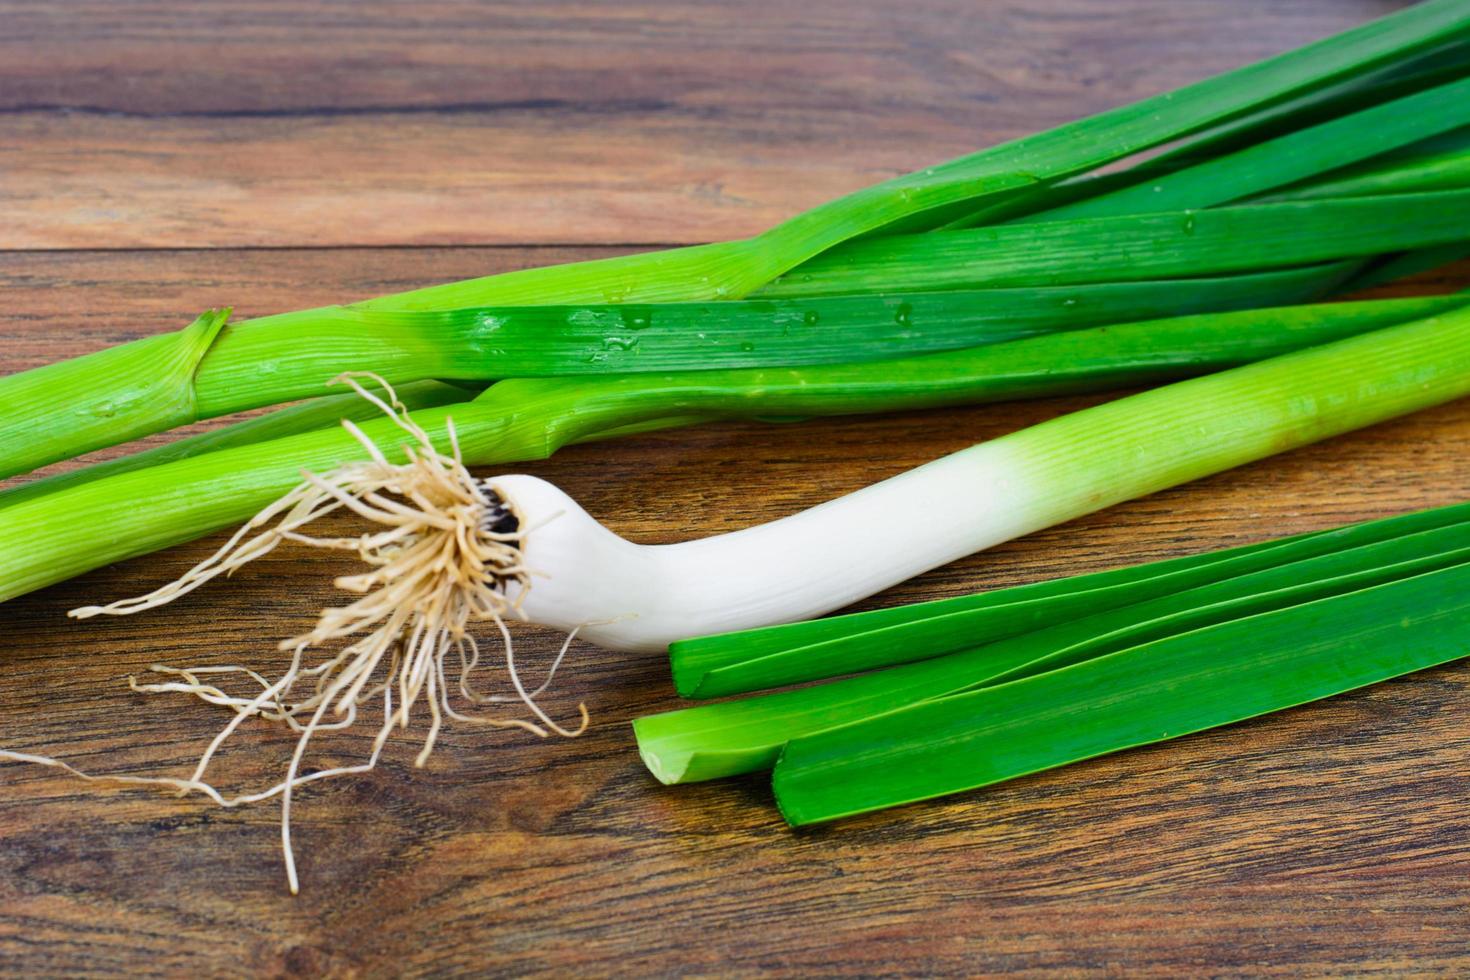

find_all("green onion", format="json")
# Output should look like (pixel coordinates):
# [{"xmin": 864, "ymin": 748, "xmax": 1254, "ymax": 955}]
[
  {"xmin": 1, "ymin": 267, "xmax": 1352, "ymax": 479},
  {"xmin": 6, "ymin": 2, "xmax": 1468, "ymax": 896},
  {"xmin": 5, "ymin": 294, "xmax": 1443, "ymax": 603},
  {"xmin": 772, "ymin": 554, "xmax": 1470, "ymax": 826},
  {"xmin": 331, "ymin": 297, "xmax": 1470, "ymax": 658}
]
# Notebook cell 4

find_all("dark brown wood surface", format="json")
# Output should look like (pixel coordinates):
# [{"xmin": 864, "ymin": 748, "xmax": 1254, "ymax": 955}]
[{"xmin": 4, "ymin": 1, "xmax": 1469, "ymax": 975}]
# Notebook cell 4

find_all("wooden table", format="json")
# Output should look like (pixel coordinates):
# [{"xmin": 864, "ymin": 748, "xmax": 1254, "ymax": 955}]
[{"xmin": 4, "ymin": 1, "xmax": 1469, "ymax": 974}]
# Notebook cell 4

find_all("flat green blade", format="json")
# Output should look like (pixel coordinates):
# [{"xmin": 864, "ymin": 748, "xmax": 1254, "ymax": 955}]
[
  {"xmin": 760, "ymin": 191, "xmax": 1470, "ymax": 296},
  {"xmin": 1254, "ymin": 127, "xmax": 1470, "ymax": 203},
  {"xmin": 773, "ymin": 560, "xmax": 1470, "ymax": 825},
  {"xmin": 672, "ymin": 460, "xmax": 1470, "ymax": 698}
]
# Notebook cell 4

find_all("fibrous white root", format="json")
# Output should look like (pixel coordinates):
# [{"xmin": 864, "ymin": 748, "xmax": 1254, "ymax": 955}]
[{"xmin": 7, "ymin": 373, "xmax": 587, "ymax": 894}]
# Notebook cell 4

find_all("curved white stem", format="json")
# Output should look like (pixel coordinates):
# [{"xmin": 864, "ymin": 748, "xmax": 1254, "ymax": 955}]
[{"xmin": 492, "ymin": 439, "xmax": 1038, "ymax": 653}]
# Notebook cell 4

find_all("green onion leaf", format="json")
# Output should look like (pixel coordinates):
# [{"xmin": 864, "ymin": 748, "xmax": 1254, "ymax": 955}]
[
  {"xmin": 671, "ymin": 458, "xmax": 1470, "ymax": 698},
  {"xmin": 772, "ymin": 557, "xmax": 1470, "ymax": 825},
  {"xmin": 0, "ymin": 262, "xmax": 1364, "ymax": 479},
  {"xmin": 1253, "ymin": 127, "xmax": 1470, "ymax": 203},
  {"xmin": 1016, "ymin": 77, "xmax": 1470, "ymax": 221},
  {"xmin": 761, "ymin": 191, "xmax": 1470, "ymax": 296},
  {"xmin": 355, "ymin": 0, "xmax": 1470, "ymax": 310}
]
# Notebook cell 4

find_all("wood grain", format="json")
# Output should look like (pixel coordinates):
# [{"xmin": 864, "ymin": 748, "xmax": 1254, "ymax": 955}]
[
  {"xmin": 0, "ymin": 0, "xmax": 1412, "ymax": 249},
  {"xmin": 3, "ymin": 1, "xmax": 1469, "ymax": 976}
]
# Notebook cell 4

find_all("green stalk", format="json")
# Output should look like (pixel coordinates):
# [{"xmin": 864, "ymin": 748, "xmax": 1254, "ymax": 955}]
[
  {"xmin": 772, "ymin": 557, "xmax": 1470, "ymax": 825},
  {"xmin": 941, "ymin": 47, "xmax": 1470, "ymax": 228},
  {"xmin": 0, "ymin": 380, "xmax": 477, "ymax": 510},
  {"xmin": 4, "ymin": 266, "xmax": 1350, "ymax": 478},
  {"xmin": 760, "ymin": 191, "xmax": 1470, "ymax": 296},
  {"xmin": 638, "ymin": 506, "xmax": 1470, "ymax": 785},
  {"xmin": 1252, "ymin": 127, "xmax": 1470, "ymax": 203},
  {"xmin": 0, "ymin": 309, "xmax": 231, "ymax": 483},
  {"xmin": 0, "ymin": 295, "xmax": 1441, "ymax": 604},
  {"xmin": 1013, "ymin": 77, "xmax": 1470, "ymax": 222}
]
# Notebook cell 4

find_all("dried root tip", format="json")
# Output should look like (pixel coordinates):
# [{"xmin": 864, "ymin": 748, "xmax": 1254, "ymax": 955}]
[{"xmin": 40, "ymin": 371, "xmax": 589, "ymax": 893}]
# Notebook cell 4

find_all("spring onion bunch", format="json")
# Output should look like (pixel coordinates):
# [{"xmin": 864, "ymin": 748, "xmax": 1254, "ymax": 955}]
[{"xmin": 4, "ymin": 1, "xmax": 1470, "ymax": 891}]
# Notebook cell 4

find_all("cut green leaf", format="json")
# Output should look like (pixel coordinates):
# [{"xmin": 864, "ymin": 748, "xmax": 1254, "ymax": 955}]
[
  {"xmin": 772, "ymin": 558, "xmax": 1470, "ymax": 825},
  {"xmin": 761, "ymin": 191, "xmax": 1470, "ymax": 296},
  {"xmin": 671, "ymin": 471, "xmax": 1470, "ymax": 698},
  {"xmin": 1016, "ymin": 76, "xmax": 1470, "ymax": 221}
]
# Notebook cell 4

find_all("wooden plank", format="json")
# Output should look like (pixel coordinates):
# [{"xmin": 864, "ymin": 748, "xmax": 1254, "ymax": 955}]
[
  {"xmin": 0, "ymin": 0, "xmax": 1413, "ymax": 248},
  {"xmin": 3, "ymin": 247, "xmax": 1470, "ymax": 974}
]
